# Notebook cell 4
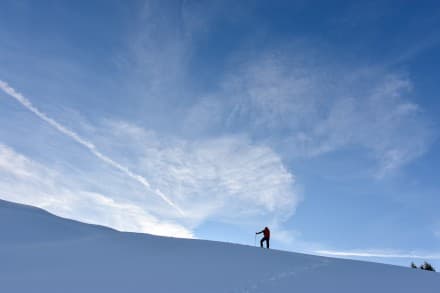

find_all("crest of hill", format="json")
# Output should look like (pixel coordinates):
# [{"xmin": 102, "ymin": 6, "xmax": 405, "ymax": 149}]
[{"xmin": 0, "ymin": 198, "xmax": 439, "ymax": 293}]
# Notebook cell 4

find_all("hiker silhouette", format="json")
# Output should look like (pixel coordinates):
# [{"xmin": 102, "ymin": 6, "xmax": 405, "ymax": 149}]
[{"xmin": 256, "ymin": 227, "xmax": 270, "ymax": 249}]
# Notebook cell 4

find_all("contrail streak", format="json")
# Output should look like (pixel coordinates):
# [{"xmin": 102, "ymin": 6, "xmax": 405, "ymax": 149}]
[{"xmin": 0, "ymin": 80, "xmax": 185, "ymax": 216}]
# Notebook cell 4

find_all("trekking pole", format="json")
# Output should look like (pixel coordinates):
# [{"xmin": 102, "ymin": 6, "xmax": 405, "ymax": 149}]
[{"xmin": 254, "ymin": 233, "xmax": 256, "ymax": 247}]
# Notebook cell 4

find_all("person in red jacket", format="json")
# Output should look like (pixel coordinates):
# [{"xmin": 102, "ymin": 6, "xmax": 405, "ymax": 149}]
[{"xmin": 256, "ymin": 227, "xmax": 270, "ymax": 249}]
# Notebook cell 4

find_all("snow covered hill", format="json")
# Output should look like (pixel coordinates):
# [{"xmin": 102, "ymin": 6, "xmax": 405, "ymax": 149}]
[{"xmin": 1, "ymin": 199, "xmax": 439, "ymax": 292}]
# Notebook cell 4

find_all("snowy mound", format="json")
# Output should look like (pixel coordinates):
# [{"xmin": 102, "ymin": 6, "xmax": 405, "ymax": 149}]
[{"xmin": 0, "ymin": 199, "xmax": 439, "ymax": 292}]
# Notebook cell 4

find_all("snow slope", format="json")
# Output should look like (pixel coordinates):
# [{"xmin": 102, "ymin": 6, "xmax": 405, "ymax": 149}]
[{"xmin": 1, "ymin": 199, "xmax": 439, "ymax": 292}]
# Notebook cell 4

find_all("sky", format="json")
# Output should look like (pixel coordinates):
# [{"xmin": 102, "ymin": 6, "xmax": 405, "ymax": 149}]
[{"xmin": 1, "ymin": 0, "xmax": 440, "ymax": 269}]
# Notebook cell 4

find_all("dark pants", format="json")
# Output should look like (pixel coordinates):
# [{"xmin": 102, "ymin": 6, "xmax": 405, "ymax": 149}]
[{"xmin": 260, "ymin": 237, "xmax": 270, "ymax": 249}]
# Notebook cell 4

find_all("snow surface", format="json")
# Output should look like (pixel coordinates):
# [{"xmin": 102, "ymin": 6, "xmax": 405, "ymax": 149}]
[{"xmin": 1, "ymin": 199, "xmax": 439, "ymax": 292}]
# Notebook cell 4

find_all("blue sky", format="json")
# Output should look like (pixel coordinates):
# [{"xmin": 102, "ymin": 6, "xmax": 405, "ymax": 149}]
[{"xmin": 1, "ymin": 0, "xmax": 440, "ymax": 268}]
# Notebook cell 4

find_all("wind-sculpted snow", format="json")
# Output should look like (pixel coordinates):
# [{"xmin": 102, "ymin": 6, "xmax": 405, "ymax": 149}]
[{"xmin": 0, "ymin": 199, "xmax": 439, "ymax": 292}]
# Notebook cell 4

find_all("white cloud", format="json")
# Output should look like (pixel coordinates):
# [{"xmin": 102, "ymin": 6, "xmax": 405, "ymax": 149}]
[
  {"xmin": 0, "ymin": 145, "xmax": 42, "ymax": 178},
  {"xmin": 98, "ymin": 121, "xmax": 300, "ymax": 226},
  {"xmin": 184, "ymin": 50, "xmax": 434, "ymax": 176},
  {"xmin": 0, "ymin": 143, "xmax": 192, "ymax": 238},
  {"xmin": 119, "ymin": 2, "xmax": 434, "ymax": 178},
  {"xmin": 0, "ymin": 80, "xmax": 184, "ymax": 215},
  {"xmin": 0, "ymin": 116, "xmax": 300, "ymax": 237},
  {"xmin": 316, "ymin": 249, "xmax": 440, "ymax": 260},
  {"xmin": 1, "ymin": 1, "xmax": 434, "ymax": 246}
]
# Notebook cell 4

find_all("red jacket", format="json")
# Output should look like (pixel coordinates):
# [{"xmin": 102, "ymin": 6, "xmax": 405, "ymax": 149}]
[
  {"xmin": 257, "ymin": 227, "xmax": 270, "ymax": 238},
  {"xmin": 263, "ymin": 227, "xmax": 270, "ymax": 239}
]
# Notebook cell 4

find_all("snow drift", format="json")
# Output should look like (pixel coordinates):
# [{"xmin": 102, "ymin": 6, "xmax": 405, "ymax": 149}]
[{"xmin": 0, "ymin": 199, "xmax": 439, "ymax": 292}]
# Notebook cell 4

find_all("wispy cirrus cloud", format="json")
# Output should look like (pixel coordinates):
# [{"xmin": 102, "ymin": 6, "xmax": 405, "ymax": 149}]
[
  {"xmin": 0, "ymin": 80, "xmax": 184, "ymax": 216},
  {"xmin": 95, "ymin": 120, "xmax": 300, "ymax": 227},
  {"xmin": 0, "ymin": 0, "xmax": 436, "ymax": 252},
  {"xmin": 0, "ymin": 117, "xmax": 300, "ymax": 238},
  {"xmin": 183, "ymin": 49, "xmax": 434, "ymax": 177},
  {"xmin": 118, "ymin": 1, "xmax": 434, "ymax": 178},
  {"xmin": 0, "ymin": 143, "xmax": 192, "ymax": 237},
  {"xmin": 316, "ymin": 249, "xmax": 440, "ymax": 260}
]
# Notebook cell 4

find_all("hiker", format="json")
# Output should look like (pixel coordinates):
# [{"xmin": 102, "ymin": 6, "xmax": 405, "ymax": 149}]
[{"xmin": 256, "ymin": 226, "xmax": 270, "ymax": 249}]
